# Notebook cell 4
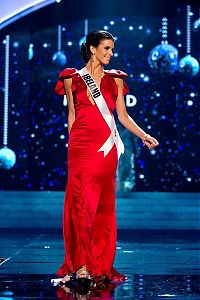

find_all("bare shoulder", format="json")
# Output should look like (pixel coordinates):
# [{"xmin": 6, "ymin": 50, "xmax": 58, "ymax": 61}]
[{"xmin": 114, "ymin": 77, "xmax": 124, "ymax": 89}]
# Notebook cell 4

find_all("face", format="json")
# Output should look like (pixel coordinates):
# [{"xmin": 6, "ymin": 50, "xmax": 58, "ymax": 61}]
[{"xmin": 91, "ymin": 39, "xmax": 114, "ymax": 65}]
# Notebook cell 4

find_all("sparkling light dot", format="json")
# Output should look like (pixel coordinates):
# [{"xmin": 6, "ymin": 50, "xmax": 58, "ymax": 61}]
[
  {"xmin": 104, "ymin": 26, "xmax": 109, "ymax": 30},
  {"xmin": 176, "ymin": 29, "xmax": 181, "ymax": 35},
  {"xmin": 13, "ymin": 42, "xmax": 19, "ymax": 47},
  {"xmin": 150, "ymin": 149, "xmax": 156, "ymax": 155},
  {"xmin": 139, "ymin": 25, "xmax": 143, "ymax": 30},
  {"xmin": 31, "ymin": 134, "xmax": 35, "ymax": 138},
  {"xmin": 186, "ymin": 177, "xmax": 192, "ymax": 182},
  {"xmin": 156, "ymin": 93, "xmax": 160, "ymax": 97},
  {"xmin": 43, "ymin": 43, "xmax": 48, "ymax": 48},
  {"xmin": 110, "ymin": 21, "xmax": 114, "ymax": 25},
  {"xmin": 152, "ymin": 110, "xmax": 158, "ymax": 116},
  {"xmin": 178, "ymin": 43, "xmax": 182, "ymax": 48},
  {"xmin": 122, "ymin": 17, "xmax": 126, "ymax": 21},
  {"xmin": 114, "ymin": 53, "xmax": 119, "ymax": 57},
  {"xmin": 67, "ymin": 41, "xmax": 72, "ymax": 46},
  {"xmin": 138, "ymin": 44, "xmax": 143, "ymax": 48},
  {"xmin": 187, "ymin": 100, "xmax": 193, "ymax": 106},
  {"xmin": 190, "ymin": 92, "xmax": 195, "ymax": 97},
  {"xmin": 143, "ymin": 76, "xmax": 149, "ymax": 82},
  {"xmin": 129, "ymin": 26, "xmax": 133, "ymax": 31},
  {"xmin": 60, "ymin": 135, "xmax": 65, "ymax": 139},
  {"xmin": 139, "ymin": 174, "xmax": 144, "ymax": 179},
  {"xmin": 140, "ymin": 73, "xmax": 144, "ymax": 78}
]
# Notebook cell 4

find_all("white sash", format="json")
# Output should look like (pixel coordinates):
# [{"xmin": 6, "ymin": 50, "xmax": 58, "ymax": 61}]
[{"xmin": 79, "ymin": 67, "xmax": 124, "ymax": 159}]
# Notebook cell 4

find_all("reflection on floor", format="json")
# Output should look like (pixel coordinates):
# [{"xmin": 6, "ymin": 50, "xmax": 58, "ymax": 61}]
[
  {"xmin": 0, "ymin": 192, "xmax": 199, "ymax": 299},
  {"xmin": 0, "ymin": 229, "xmax": 199, "ymax": 299}
]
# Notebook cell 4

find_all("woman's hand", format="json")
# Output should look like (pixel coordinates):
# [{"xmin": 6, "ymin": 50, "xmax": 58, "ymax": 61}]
[{"xmin": 142, "ymin": 134, "xmax": 159, "ymax": 150}]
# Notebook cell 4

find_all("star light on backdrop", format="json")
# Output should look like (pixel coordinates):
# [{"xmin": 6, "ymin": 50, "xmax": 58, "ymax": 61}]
[
  {"xmin": 28, "ymin": 43, "xmax": 34, "ymax": 60},
  {"xmin": 148, "ymin": 17, "xmax": 178, "ymax": 75},
  {"xmin": 193, "ymin": 17, "xmax": 200, "ymax": 33},
  {"xmin": 52, "ymin": 24, "xmax": 67, "ymax": 66},
  {"xmin": 193, "ymin": 8, "xmax": 200, "ymax": 33},
  {"xmin": 0, "ymin": 35, "xmax": 16, "ymax": 170},
  {"xmin": 179, "ymin": 5, "xmax": 199, "ymax": 77},
  {"xmin": 79, "ymin": 19, "xmax": 88, "ymax": 48}
]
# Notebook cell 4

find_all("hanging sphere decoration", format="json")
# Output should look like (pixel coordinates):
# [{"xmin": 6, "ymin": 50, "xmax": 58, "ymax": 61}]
[
  {"xmin": 52, "ymin": 50, "xmax": 67, "ymax": 66},
  {"xmin": 148, "ymin": 42, "xmax": 178, "ymax": 75},
  {"xmin": 193, "ymin": 18, "xmax": 200, "ymax": 33},
  {"xmin": 2, "ymin": 35, "xmax": 16, "ymax": 170},
  {"xmin": 52, "ymin": 25, "xmax": 67, "ymax": 67},
  {"xmin": 179, "ymin": 54, "xmax": 199, "ymax": 77},
  {"xmin": 0, "ymin": 147, "xmax": 16, "ymax": 169},
  {"xmin": 179, "ymin": 6, "xmax": 199, "ymax": 77}
]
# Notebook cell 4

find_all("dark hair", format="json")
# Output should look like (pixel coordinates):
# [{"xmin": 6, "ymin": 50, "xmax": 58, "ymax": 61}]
[{"xmin": 80, "ymin": 30, "xmax": 114, "ymax": 62}]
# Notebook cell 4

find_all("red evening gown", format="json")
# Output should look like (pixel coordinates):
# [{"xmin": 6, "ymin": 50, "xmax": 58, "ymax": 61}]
[{"xmin": 55, "ymin": 68, "xmax": 128, "ymax": 280}]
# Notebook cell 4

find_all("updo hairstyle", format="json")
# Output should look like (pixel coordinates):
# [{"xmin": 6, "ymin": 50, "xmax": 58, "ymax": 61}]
[{"xmin": 80, "ymin": 30, "xmax": 114, "ymax": 62}]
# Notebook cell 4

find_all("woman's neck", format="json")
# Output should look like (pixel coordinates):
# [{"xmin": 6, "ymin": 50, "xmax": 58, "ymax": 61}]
[{"xmin": 85, "ymin": 60, "xmax": 104, "ymax": 76}]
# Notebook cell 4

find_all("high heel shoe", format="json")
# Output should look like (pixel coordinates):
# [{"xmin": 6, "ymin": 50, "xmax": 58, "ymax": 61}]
[{"xmin": 51, "ymin": 274, "xmax": 72, "ymax": 286}]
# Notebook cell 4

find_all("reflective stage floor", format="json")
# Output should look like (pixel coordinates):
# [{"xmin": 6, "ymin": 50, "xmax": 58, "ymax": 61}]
[{"xmin": 0, "ymin": 192, "xmax": 199, "ymax": 299}]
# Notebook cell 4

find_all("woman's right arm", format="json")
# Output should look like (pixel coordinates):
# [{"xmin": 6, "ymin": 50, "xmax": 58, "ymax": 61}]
[{"xmin": 64, "ymin": 78, "xmax": 75, "ymax": 134}]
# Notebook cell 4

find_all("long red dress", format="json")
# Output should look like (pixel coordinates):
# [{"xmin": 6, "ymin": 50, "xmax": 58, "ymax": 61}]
[{"xmin": 55, "ymin": 68, "xmax": 128, "ymax": 279}]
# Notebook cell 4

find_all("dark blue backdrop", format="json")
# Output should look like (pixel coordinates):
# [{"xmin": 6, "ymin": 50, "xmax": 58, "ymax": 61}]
[{"xmin": 0, "ymin": 4, "xmax": 199, "ymax": 192}]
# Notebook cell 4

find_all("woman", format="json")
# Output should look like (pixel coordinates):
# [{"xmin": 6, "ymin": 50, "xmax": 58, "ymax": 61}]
[{"xmin": 54, "ymin": 30, "xmax": 159, "ymax": 283}]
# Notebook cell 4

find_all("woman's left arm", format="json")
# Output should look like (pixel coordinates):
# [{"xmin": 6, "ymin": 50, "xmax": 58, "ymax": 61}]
[{"xmin": 115, "ymin": 78, "xmax": 159, "ymax": 150}]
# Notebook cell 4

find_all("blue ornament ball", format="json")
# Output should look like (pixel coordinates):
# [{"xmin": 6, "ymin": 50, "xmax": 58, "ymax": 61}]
[
  {"xmin": 52, "ymin": 51, "xmax": 67, "ymax": 66},
  {"xmin": 79, "ymin": 36, "xmax": 86, "ymax": 48},
  {"xmin": 193, "ymin": 18, "xmax": 200, "ymax": 33},
  {"xmin": 148, "ymin": 43, "xmax": 178, "ymax": 74},
  {"xmin": 179, "ymin": 55, "xmax": 199, "ymax": 77},
  {"xmin": 0, "ymin": 147, "xmax": 16, "ymax": 169}
]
